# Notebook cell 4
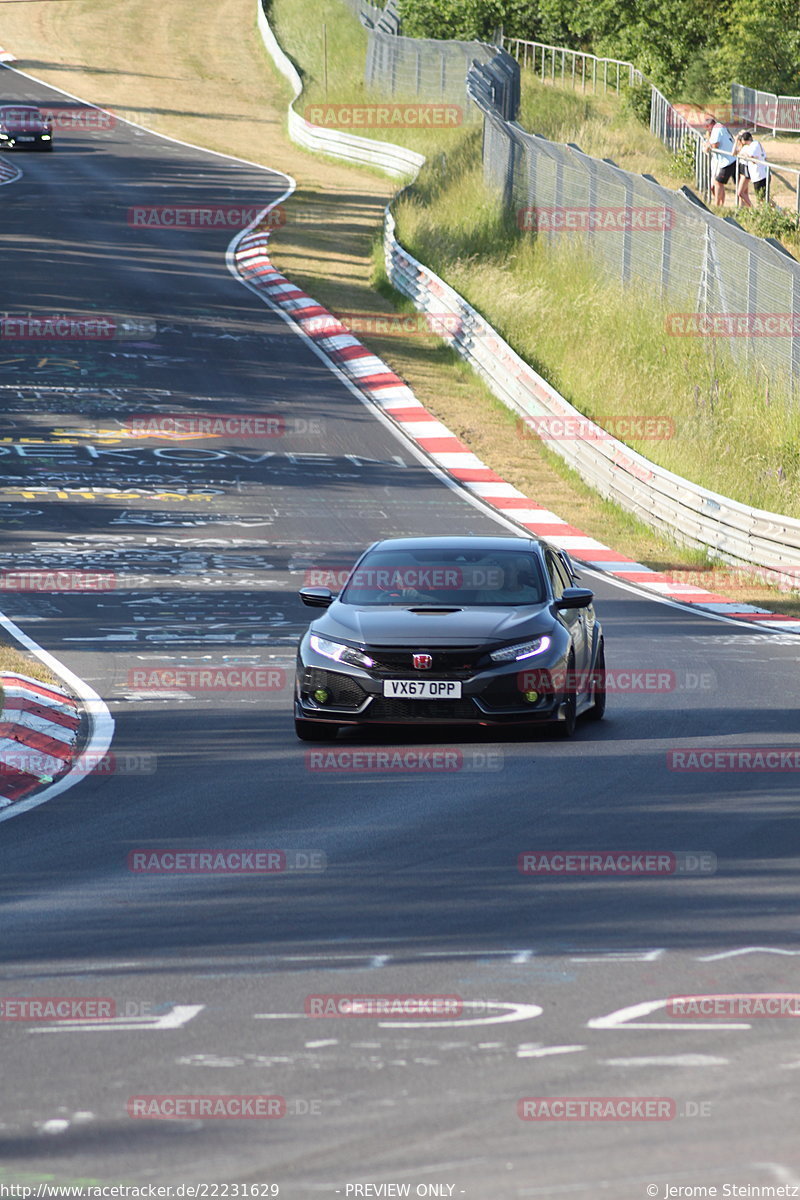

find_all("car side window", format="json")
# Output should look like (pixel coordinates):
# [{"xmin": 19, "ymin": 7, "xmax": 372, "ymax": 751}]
[
  {"xmin": 545, "ymin": 549, "xmax": 568, "ymax": 599},
  {"xmin": 557, "ymin": 550, "xmax": 578, "ymax": 584}
]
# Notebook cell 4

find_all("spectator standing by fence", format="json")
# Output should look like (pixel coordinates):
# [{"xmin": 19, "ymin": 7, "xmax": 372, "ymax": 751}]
[
  {"xmin": 703, "ymin": 114, "xmax": 736, "ymax": 205},
  {"xmin": 735, "ymin": 130, "xmax": 768, "ymax": 206}
]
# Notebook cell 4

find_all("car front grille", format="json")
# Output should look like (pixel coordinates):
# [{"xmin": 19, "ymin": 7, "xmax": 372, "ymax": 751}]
[
  {"xmin": 301, "ymin": 668, "xmax": 367, "ymax": 711},
  {"xmin": 367, "ymin": 647, "xmax": 486, "ymax": 680},
  {"xmin": 365, "ymin": 697, "xmax": 479, "ymax": 722}
]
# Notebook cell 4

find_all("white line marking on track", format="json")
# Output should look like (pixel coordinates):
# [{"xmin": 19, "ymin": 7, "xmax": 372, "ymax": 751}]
[
  {"xmin": 516, "ymin": 1044, "xmax": 585, "ymax": 1058},
  {"xmin": 569, "ymin": 949, "xmax": 665, "ymax": 963},
  {"xmin": 698, "ymin": 947, "xmax": 800, "ymax": 960},
  {"xmin": 29, "ymin": 1004, "xmax": 204, "ymax": 1033},
  {"xmin": 603, "ymin": 1054, "xmax": 728, "ymax": 1066},
  {"xmin": 588, "ymin": 998, "xmax": 750, "ymax": 1031}
]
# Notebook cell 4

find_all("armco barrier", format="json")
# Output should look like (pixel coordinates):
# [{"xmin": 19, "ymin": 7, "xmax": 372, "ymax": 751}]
[
  {"xmin": 383, "ymin": 207, "xmax": 800, "ymax": 580},
  {"xmin": 256, "ymin": 1, "xmax": 423, "ymax": 179}
]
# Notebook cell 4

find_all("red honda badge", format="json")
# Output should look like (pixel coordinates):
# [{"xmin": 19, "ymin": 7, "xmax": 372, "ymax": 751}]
[{"xmin": 412, "ymin": 653, "xmax": 433, "ymax": 670}]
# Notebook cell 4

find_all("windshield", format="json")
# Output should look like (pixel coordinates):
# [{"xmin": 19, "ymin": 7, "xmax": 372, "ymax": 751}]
[
  {"xmin": 339, "ymin": 547, "xmax": 546, "ymax": 607},
  {"xmin": 1, "ymin": 108, "xmax": 47, "ymax": 129}
]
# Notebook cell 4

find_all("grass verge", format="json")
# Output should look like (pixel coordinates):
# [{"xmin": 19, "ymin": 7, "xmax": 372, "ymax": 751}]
[{"xmin": 0, "ymin": 647, "xmax": 58, "ymax": 691}]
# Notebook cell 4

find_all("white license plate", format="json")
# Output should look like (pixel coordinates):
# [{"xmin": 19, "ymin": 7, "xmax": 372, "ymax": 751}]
[
  {"xmin": 17, "ymin": 136, "xmax": 35, "ymax": 142},
  {"xmin": 383, "ymin": 679, "xmax": 462, "ymax": 699}
]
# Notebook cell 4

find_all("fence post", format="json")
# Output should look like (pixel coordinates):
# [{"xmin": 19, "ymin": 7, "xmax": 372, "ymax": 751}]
[
  {"xmin": 746, "ymin": 244, "xmax": 757, "ymax": 371},
  {"xmin": 792, "ymin": 271, "xmax": 800, "ymax": 395}
]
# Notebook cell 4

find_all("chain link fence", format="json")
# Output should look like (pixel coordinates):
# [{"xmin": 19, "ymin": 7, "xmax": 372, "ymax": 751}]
[
  {"xmin": 344, "ymin": 4, "xmax": 800, "ymax": 394},
  {"xmin": 353, "ymin": 0, "xmax": 495, "ymax": 123},
  {"xmin": 470, "ymin": 53, "xmax": 800, "ymax": 393}
]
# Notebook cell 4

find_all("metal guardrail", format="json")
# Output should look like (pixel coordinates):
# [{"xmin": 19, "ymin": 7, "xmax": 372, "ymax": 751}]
[
  {"xmin": 501, "ymin": 38, "xmax": 644, "ymax": 93},
  {"xmin": 256, "ymin": 0, "xmax": 424, "ymax": 179},
  {"xmin": 383, "ymin": 205, "xmax": 800, "ymax": 579},
  {"xmin": 732, "ymin": 83, "xmax": 800, "ymax": 135}
]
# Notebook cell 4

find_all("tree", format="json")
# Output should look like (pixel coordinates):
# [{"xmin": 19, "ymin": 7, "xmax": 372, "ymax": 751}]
[
  {"xmin": 396, "ymin": 0, "xmax": 546, "ymax": 42},
  {"xmin": 712, "ymin": 0, "xmax": 800, "ymax": 95}
]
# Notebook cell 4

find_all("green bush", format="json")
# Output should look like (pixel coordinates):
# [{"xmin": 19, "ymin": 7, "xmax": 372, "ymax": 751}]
[
  {"xmin": 619, "ymin": 80, "xmax": 651, "ymax": 126},
  {"xmin": 734, "ymin": 201, "xmax": 800, "ymax": 250},
  {"xmin": 667, "ymin": 135, "xmax": 697, "ymax": 180}
]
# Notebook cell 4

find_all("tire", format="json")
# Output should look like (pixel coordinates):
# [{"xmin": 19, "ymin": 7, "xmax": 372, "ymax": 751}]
[
  {"xmin": 294, "ymin": 717, "xmax": 339, "ymax": 742},
  {"xmin": 555, "ymin": 653, "xmax": 577, "ymax": 738},
  {"xmin": 588, "ymin": 639, "xmax": 606, "ymax": 721}
]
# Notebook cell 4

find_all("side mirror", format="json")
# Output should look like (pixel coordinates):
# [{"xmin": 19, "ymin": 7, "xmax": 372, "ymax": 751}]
[
  {"xmin": 299, "ymin": 587, "xmax": 335, "ymax": 608},
  {"xmin": 553, "ymin": 587, "xmax": 593, "ymax": 610}
]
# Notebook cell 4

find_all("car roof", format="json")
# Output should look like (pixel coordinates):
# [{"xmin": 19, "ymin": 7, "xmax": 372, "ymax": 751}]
[{"xmin": 368, "ymin": 535, "xmax": 543, "ymax": 554}]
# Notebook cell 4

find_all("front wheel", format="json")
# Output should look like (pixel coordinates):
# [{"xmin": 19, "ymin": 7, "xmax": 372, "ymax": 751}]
[
  {"xmin": 588, "ymin": 639, "xmax": 606, "ymax": 721},
  {"xmin": 294, "ymin": 717, "xmax": 340, "ymax": 742}
]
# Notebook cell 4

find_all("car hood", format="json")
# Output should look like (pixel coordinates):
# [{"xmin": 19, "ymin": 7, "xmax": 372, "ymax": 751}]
[{"xmin": 313, "ymin": 603, "xmax": 556, "ymax": 647}]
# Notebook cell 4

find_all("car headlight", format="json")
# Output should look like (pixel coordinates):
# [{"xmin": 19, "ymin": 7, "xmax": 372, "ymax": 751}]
[
  {"xmin": 41, "ymin": 134, "xmax": 51, "ymax": 140},
  {"xmin": 309, "ymin": 634, "xmax": 375, "ymax": 669},
  {"xmin": 490, "ymin": 635, "xmax": 551, "ymax": 663}
]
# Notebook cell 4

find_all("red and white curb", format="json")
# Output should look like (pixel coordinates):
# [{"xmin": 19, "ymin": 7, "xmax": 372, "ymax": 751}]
[
  {"xmin": 0, "ymin": 673, "xmax": 81, "ymax": 807},
  {"xmin": 0, "ymin": 47, "xmax": 16, "ymax": 63},
  {"xmin": 233, "ymin": 223, "xmax": 800, "ymax": 632}
]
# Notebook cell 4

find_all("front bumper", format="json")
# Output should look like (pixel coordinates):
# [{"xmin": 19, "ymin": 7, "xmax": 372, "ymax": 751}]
[
  {"xmin": 0, "ymin": 134, "xmax": 52, "ymax": 149},
  {"xmin": 295, "ymin": 660, "xmax": 570, "ymax": 726}
]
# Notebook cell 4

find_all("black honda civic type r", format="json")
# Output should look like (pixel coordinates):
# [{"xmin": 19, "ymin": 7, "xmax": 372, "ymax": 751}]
[{"xmin": 294, "ymin": 535, "xmax": 605, "ymax": 740}]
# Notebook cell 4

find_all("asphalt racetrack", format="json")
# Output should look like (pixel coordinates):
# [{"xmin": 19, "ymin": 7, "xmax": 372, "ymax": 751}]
[{"xmin": 0, "ymin": 66, "xmax": 798, "ymax": 1198}]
